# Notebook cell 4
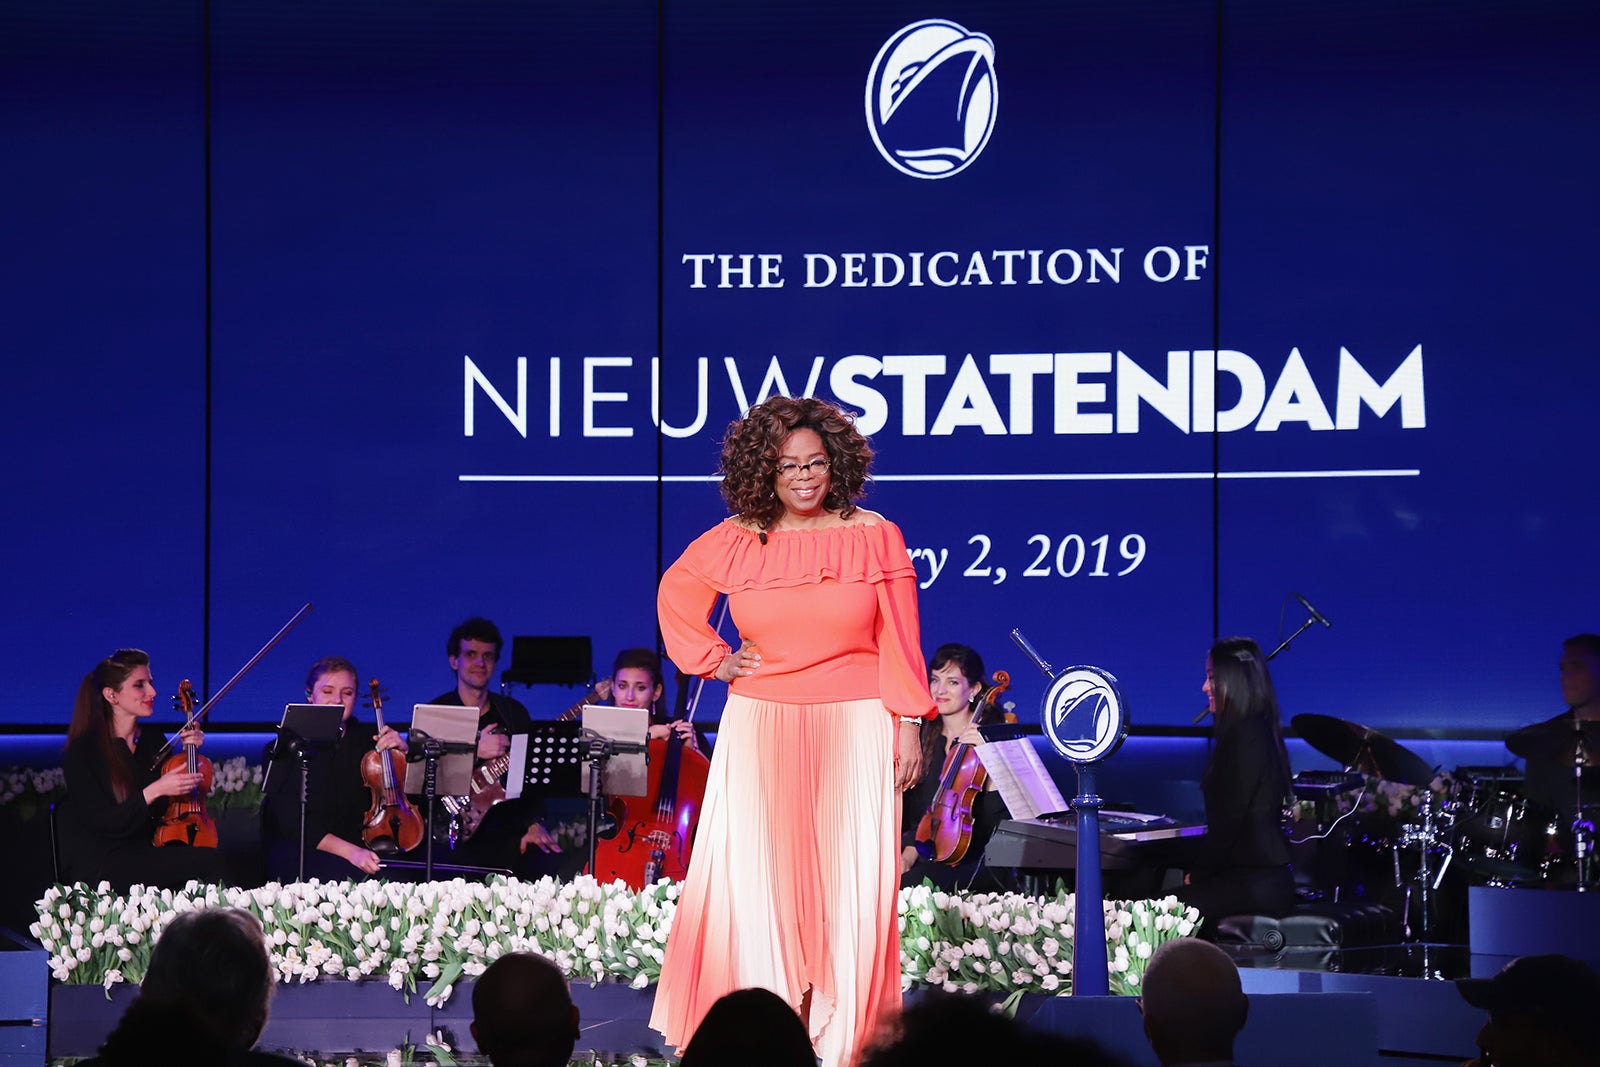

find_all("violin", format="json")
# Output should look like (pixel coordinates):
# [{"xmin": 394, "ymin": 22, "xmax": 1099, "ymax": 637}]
[
  {"xmin": 152, "ymin": 680, "xmax": 218, "ymax": 848},
  {"xmin": 360, "ymin": 679, "xmax": 424, "ymax": 854},
  {"xmin": 913, "ymin": 668, "xmax": 1013, "ymax": 865},
  {"xmin": 589, "ymin": 669, "xmax": 710, "ymax": 888}
]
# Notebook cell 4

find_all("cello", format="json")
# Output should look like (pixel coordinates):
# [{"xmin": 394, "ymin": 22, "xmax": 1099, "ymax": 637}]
[
  {"xmin": 152, "ymin": 679, "xmax": 218, "ymax": 848},
  {"xmin": 589, "ymin": 670, "xmax": 710, "ymax": 888},
  {"xmin": 913, "ymin": 669, "xmax": 1013, "ymax": 865},
  {"xmin": 360, "ymin": 679, "xmax": 424, "ymax": 854}
]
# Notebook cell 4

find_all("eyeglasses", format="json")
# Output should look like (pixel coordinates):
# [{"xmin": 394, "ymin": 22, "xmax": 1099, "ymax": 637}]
[{"xmin": 776, "ymin": 458, "xmax": 830, "ymax": 480}]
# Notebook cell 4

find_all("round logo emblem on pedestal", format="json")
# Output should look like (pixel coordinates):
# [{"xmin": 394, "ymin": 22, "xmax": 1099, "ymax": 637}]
[{"xmin": 1041, "ymin": 666, "xmax": 1128, "ymax": 765}]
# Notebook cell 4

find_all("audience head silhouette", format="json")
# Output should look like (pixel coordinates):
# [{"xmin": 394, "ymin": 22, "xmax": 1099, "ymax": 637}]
[
  {"xmin": 678, "ymin": 987, "xmax": 815, "ymax": 1067},
  {"xmin": 471, "ymin": 951, "xmax": 581, "ymax": 1067},
  {"xmin": 142, "ymin": 907, "xmax": 278, "ymax": 1050},
  {"xmin": 87, "ymin": 906, "xmax": 289, "ymax": 1067},
  {"xmin": 1139, "ymin": 938, "xmax": 1249, "ymax": 1066},
  {"xmin": 858, "ymin": 990, "xmax": 1126, "ymax": 1067}
]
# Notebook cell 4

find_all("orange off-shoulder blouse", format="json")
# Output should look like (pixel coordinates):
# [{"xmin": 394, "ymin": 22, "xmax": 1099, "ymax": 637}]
[{"xmin": 657, "ymin": 519, "xmax": 936, "ymax": 720}]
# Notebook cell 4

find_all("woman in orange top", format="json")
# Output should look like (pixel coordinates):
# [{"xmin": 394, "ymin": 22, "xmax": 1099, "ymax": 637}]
[{"xmin": 649, "ymin": 396, "xmax": 935, "ymax": 1067}]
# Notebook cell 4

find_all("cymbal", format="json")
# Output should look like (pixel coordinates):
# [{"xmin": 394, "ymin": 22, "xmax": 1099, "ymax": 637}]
[
  {"xmin": 1290, "ymin": 713, "xmax": 1437, "ymax": 787},
  {"xmin": 1505, "ymin": 718, "xmax": 1600, "ymax": 766}
]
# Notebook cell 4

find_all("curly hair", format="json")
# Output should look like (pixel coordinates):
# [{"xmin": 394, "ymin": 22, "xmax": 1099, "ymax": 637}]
[{"xmin": 719, "ymin": 396, "xmax": 872, "ymax": 529}]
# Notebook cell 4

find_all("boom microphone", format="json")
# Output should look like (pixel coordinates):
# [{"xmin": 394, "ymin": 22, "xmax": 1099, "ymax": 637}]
[{"xmin": 1294, "ymin": 592, "xmax": 1331, "ymax": 628}]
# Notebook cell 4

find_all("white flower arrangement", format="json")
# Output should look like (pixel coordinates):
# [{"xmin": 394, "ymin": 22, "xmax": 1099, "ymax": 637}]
[
  {"xmin": 0, "ymin": 757, "xmax": 264, "ymax": 817},
  {"xmin": 0, "ymin": 765, "xmax": 66, "ymax": 818},
  {"xmin": 1289, "ymin": 769, "xmax": 1455, "ymax": 829},
  {"xmin": 896, "ymin": 882, "xmax": 1197, "ymax": 998},
  {"xmin": 208, "ymin": 756, "xmax": 266, "ymax": 812},
  {"xmin": 32, "ymin": 876, "xmax": 1197, "ymax": 1003}
]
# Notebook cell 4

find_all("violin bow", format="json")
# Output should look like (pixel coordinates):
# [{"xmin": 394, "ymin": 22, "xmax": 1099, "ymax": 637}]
[{"xmin": 150, "ymin": 602, "xmax": 313, "ymax": 767}]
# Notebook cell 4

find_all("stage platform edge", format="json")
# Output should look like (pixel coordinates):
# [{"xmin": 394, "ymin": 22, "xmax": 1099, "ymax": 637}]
[
  {"xmin": 1468, "ymin": 885, "xmax": 1600, "ymax": 967},
  {"xmin": 53, "ymin": 979, "xmax": 1411, "ymax": 1066}
]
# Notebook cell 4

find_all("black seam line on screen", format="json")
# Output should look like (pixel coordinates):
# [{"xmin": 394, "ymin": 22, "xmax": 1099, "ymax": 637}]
[
  {"xmin": 654, "ymin": 0, "xmax": 667, "ymax": 657},
  {"xmin": 1210, "ymin": 0, "xmax": 1224, "ymax": 647},
  {"xmin": 202, "ymin": 0, "xmax": 215, "ymax": 701}
]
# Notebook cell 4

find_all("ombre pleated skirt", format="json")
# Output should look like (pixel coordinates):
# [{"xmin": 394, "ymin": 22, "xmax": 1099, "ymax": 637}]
[{"xmin": 648, "ymin": 693, "xmax": 901, "ymax": 1067}]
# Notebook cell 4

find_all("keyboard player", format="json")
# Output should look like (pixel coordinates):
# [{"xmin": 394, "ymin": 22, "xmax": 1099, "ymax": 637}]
[{"xmin": 1175, "ymin": 637, "xmax": 1296, "ymax": 923}]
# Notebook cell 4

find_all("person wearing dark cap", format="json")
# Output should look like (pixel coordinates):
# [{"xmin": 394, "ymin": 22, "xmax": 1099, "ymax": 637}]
[
  {"xmin": 1455, "ymin": 953, "xmax": 1600, "ymax": 1067},
  {"xmin": 470, "ymin": 951, "xmax": 581, "ymax": 1067}
]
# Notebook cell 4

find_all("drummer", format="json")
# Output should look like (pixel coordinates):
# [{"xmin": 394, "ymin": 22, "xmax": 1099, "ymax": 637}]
[{"xmin": 1519, "ymin": 634, "xmax": 1600, "ymax": 827}]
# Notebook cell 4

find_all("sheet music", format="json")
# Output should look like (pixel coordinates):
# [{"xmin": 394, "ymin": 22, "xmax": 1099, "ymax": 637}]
[{"xmin": 976, "ymin": 739, "xmax": 1068, "ymax": 821}]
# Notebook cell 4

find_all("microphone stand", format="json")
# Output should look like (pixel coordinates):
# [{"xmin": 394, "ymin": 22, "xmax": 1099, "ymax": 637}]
[
  {"xmin": 296, "ymin": 744, "xmax": 312, "ymax": 883},
  {"xmin": 407, "ymin": 729, "xmax": 478, "ymax": 882},
  {"xmin": 1573, "ymin": 722, "xmax": 1593, "ymax": 892},
  {"xmin": 579, "ymin": 729, "xmax": 649, "ymax": 877},
  {"xmin": 264, "ymin": 730, "xmax": 323, "ymax": 884},
  {"xmin": 1265, "ymin": 615, "xmax": 1318, "ymax": 662},
  {"xmin": 1191, "ymin": 608, "xmax": 1321, "ymax": 723}
]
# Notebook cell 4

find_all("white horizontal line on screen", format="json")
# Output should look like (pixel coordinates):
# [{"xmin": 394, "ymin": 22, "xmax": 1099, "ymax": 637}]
[{"xmin": 458, "ymin": 468, "xmax": 1421, "ymax": 484}]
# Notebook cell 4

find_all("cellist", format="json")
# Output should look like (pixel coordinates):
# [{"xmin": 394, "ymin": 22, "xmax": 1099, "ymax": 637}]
[
  {"xmin": 898, "ymin": 644, "xmax": 1012, "ymax": 891},
  {"xmin": 261, "ymin": 656, "xmax": 405, "ymax": 881},
  {"xmin": 606, "ymin": 647, "xmax": 700, "ymax": 747}
]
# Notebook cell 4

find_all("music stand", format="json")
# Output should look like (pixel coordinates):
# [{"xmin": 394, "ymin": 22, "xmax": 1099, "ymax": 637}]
[
  {"xmin": 505, "ymin": 722, "xmax": 584, "ymax": 801},
  {"xmin": 580, "ymin": 705, "xmax": 650, "ymax": 796},
  {"xmin": 976, "ymin": 735, "xmax": 1070, "ymax": 822},
  {"xmin": 405, "ymin": 703, "xmax": 480, "ymax": 881},
  {"xmin": 262, "ymin": 703, "xmax": 346, "ymax": 884},
  {"xmin": 576, "ymin": 704, "xmax": 650, "ymax": 874}
]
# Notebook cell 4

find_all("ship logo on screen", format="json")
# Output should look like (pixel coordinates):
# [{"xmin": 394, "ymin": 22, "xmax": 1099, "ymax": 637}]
[
  {"xmin": 1042, "ymin": 666, "xmax": 1128, "ymax": 765},
  {"xmin": 865, "ymin": 19, "xmax": 997, "ymax": 179}
]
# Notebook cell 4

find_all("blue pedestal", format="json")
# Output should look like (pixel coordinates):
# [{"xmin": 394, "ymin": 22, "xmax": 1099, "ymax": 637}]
[
  {"xmin": 1468, "ymin": 886, "xmax": 1600, "ymax": 970},
  {"xmin": 0, "ymin": 930, "xmax": 48, "ymax": 1067}
]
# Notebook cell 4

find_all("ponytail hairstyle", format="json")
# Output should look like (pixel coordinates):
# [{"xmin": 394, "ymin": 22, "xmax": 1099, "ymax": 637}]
[
  {"xmin": 921, "ymin": 644, "xmax": 989, "ymax": 775},
  {"xmin": 68, "ymin": 648, "xmax": 150, "ymax": 803}
]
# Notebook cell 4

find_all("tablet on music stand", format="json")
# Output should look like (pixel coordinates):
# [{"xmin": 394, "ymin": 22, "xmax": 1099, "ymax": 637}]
[
  {"xmin": 404, "ymin": 703, "xmax": 479, "ymax": 797},
  {"xmin": 261, "ymin": 703, "xmax": 347, "ymax": 795},
  {"xmin": 505, "ymin": 721, "xmax": 583, "ymax": 799},
  {"xmin": 580, "ymin": 704, "xmax": 650, "ymax": 798}
]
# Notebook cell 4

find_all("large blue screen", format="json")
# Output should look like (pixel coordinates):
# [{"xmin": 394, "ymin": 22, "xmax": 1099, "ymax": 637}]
[{"xmin": 2, "ymin": 1, "xmax": 1595, "ymax": 737}]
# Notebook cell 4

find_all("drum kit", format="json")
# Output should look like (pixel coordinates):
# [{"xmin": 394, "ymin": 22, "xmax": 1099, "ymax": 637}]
[{"xmin": 1291, "ymin": 713, "xmax": 1598, "ymax": 938}]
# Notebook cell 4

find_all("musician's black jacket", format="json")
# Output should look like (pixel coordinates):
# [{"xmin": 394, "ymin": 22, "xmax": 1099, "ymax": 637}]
[
  {"xmin": 1196, "ymin": 712, "xmax": 1292, "ymax": 876},
  {"xmin": 260, "ymin": 719, "xmax": 378, "ymax": 881}
]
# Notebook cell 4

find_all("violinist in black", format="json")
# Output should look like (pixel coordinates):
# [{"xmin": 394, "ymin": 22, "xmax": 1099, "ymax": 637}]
[
  {"xmin": 261, "ymin": 657, "xmax": 406, "ymax": 882},
  {"xmin": 60, "ymin": 649, "xmax": 231, "ymax": 890},
  {"xmin": 899, "ymin": 644, "xmax": 1010, "ymax": 891}
]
